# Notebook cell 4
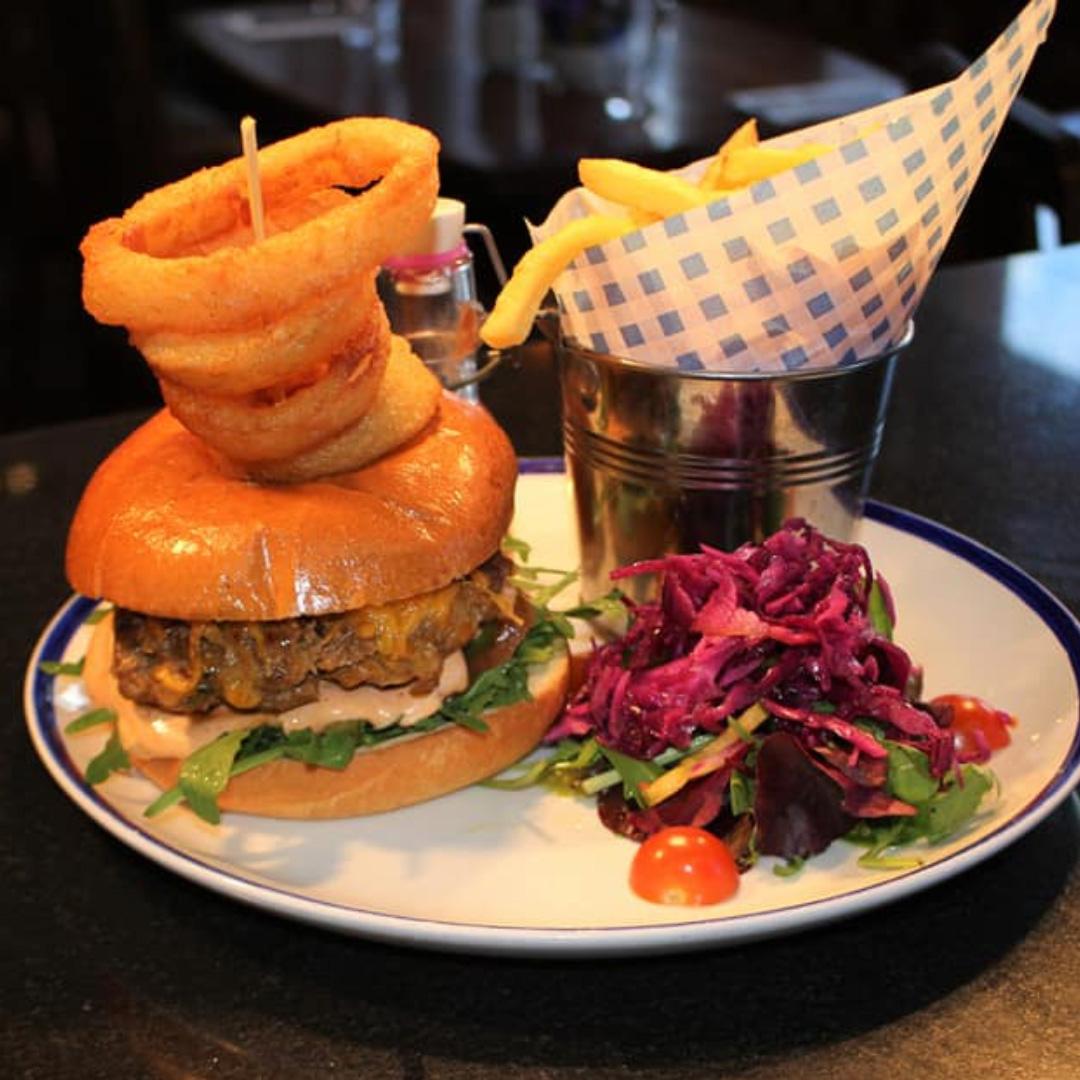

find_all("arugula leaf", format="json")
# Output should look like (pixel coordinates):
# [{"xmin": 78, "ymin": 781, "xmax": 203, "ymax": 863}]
[
  {"xmin": 845, "ymin": 744, "xmax": 996, "ymax": 867},
  {"xmin": 280, "ymin": 721, "xmax": 368, "ymax": 769},
  {"xmin": 518, "ymin": 617, "xmax": 571, "ymax": 661},
  {"xmin": 85, "ymin": 729, "xmax": 130, "ymax": 786},
  {"xmin": 867, "ymin": 578, "xmax": 894, "ymax": 639},
  {"xmin": 145, "ymin": 721, "xmax": 394, "ymax": 822},
  {"xmin": 596, "ymin": 745, "xmax": 664, "ymax": 801},
  {"xmin": 463, "ymin": 621, "xmax": 499, "ymax": 659},
  {"xmin": 40, "ymin": 658, "xmax": 85, "ymax": 678},
  {"xmin": 885, "ymin": 742, "xmax": 940, "ymax": 805},
  {"xmin": 144, "ymin": 786, "xmax": 185, "ymax": 818},
  {"xmin": 450, "ymin": 616, "xmax": 568, "ymax": 734},
  {"xmin": 65, "ymin": 707, "xmax": 117, "ymax": 734},
  {"xmin": 920, "ymin": 765, "xmax": 995, "ymax": 843},
  {"xmin": 501, "ymin": 535, "xmax": 531, "ymax": 563},
  {"xmin": 514, "ymin": 732, "xmax": 718, "ymax": 800},
  {"xmin": 729, "ymin": 769, "xmax": 755, "ymax": 816},
  {"xmin": 845, "ymin": 817, "xmax": 915, "ymax": 865},
  {"xmin": 145, "ymin": 728, "xmax": 290, "ymax": 820},
  {"xmin": 439, "ymin": 660, "xmax": 529, "ymax": 732},
  {"xmin": 513, "ymin": 569, "xmax": 581, "ymax": 610},
  {"xmin": 177, "ymin": 730, "xmax": 248, "ymax": 825},
  {"xmin": 562, "ymin": 591, "xmax": 628, "ymax": 625},
  {"xmin": 508, "ymin": 541, "xmax": 593, "ymax": 613},
  {"xmin": 883, "ymin": 745, "xmax": 994, "ymax": 845},
  {"xmin": 773, "ymin": 855, "xmax": 805, "ymax": 878},
  {"xmin": 484, "ymin": 737, "xmax": 603, "ymax": 793}
]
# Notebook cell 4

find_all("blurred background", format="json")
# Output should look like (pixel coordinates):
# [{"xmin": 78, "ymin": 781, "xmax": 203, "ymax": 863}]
[{"xmin": 3, "ymin": 0, "xmax": 1078, "ymax": 434}]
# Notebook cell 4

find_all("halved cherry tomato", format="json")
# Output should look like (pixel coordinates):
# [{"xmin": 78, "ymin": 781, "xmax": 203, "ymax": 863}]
[
  {"xmin": 629, "ymin": 826, "xmax": 740, "ymax": 906},
  {"xmin": 931, "ymin": 693, "xmax": 1016, "ymax": 758}
]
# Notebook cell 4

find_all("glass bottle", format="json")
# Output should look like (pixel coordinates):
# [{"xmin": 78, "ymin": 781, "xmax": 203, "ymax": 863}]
[{"xmin": 378, "ymin": 198, "xmax": 505, "ymax": 403}]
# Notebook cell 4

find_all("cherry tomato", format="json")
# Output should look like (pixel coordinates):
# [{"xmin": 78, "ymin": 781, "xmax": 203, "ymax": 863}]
[
  {"xmin": 931, "ymin": 693, "xmax": 1016, "ymax": 758},
  {"xmin": 629, "ymin": 826, "xmax": 740, "ymax": 906}
]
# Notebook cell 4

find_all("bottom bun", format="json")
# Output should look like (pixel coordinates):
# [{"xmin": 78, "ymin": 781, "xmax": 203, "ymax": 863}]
[{"xmin": 132, "ymin": 652, "xmax": 570, "ymax": 819}]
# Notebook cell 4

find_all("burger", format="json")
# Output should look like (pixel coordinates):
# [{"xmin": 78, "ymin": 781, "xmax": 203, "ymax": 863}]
[
  {"xmin": 65, "ymin": 116, "xmax": 570, "ymax": 823},
  {"xmin": 65, "ymin": 395, "xmax": 571, "ymax": 823}
]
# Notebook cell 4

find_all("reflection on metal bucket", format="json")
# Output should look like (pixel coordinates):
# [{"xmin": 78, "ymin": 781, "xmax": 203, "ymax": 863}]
[{"xmin": 557, "ymin": 325, "xmax": 910, "ymax": 602}]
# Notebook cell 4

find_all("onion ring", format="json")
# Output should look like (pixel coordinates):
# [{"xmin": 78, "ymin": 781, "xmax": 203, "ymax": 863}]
[
  {"xmin": 248, "ymin": 335, "xmax": 443, "ymax": 483},
  {"xmin": 135, "ymin": 272, "xmax": 378, "ymax": 396},
  {"xmin": 81, "ymin": 118, "xmax": 440, "ymax": 334},
  {"xmin": 159, "ymin": 304, "xmax": 392, "ymax": 464}
]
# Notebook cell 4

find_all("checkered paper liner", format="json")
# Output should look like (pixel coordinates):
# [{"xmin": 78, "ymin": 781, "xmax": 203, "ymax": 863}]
[{"xmin": 534, "ymin": 0, "xmax": 1056, "ymax": 372}]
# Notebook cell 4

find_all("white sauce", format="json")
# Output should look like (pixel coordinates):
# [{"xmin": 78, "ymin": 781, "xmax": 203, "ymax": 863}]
[{"xmin": 83, "ymin": 612, "xmax": 468, "ymax": 760}]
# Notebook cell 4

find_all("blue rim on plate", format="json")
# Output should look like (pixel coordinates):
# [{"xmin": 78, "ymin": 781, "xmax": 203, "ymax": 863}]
[{"xmin": 23, "ymin": 476, "xmax": 1080, "ymax": 958}]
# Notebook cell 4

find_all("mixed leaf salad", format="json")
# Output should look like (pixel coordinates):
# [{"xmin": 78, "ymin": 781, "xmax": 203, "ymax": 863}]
[{"xmin": 494, "ymin": 520, "xmax": 1008, "ymax": 876}]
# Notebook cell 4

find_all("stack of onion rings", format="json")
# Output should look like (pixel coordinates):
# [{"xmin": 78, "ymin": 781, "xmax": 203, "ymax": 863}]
[
  {"xmin": 79, "ymin": 118, "xmax": 445, "ymax": 480},
  {"xmin": 246, "ymin": 334, "xmax": 443, "ymax": 484}
]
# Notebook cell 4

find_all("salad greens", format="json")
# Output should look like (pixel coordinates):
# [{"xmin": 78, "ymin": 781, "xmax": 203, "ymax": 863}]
[{"xmin": 494, "ymin": 520, "xmax": 999, "ymax": 873}]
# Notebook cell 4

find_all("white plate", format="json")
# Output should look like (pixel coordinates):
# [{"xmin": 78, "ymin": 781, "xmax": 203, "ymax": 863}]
[{"xmin": 25, "ymin": 465, "xmax": 1080, "ymax": 957}]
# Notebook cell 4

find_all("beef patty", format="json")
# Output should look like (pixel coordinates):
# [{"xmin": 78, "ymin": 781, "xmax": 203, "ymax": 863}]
[{"xmin": 112, "ymin": 556, "xmax": 516, "ymax": 714}]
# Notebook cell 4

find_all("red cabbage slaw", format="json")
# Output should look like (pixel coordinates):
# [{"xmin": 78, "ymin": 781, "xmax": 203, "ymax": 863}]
[{"xmin": 537, "ymin": 520, "xmax": 995, "ymax": 868}]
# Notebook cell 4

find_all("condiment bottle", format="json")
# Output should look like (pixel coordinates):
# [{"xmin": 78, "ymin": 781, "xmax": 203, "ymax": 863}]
[{"xmin": 378, "ymin": 197, "xmax": 505, "ymax": 403}]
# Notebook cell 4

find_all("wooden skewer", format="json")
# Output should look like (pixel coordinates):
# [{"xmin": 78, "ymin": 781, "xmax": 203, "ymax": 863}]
[{"xmin": 240, "ymin": 115, "xmax": 267, "ymax": 243}]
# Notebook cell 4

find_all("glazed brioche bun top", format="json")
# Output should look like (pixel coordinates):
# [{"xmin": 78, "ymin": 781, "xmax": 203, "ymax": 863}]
[{"xmin": 65, "ymin": 393, "xmax": 519, "ymax": 621}]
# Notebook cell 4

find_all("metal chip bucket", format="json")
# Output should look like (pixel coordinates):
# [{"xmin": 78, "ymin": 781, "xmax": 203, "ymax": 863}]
[{"xmin": 557, "ymin": 324, "xmax": 910, "ymax": 602}]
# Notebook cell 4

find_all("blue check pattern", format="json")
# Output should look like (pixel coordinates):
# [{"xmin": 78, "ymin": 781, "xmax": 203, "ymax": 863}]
[{"xmin": 549, "ymin": 0, "xmax": 1054, "ymax": 372}]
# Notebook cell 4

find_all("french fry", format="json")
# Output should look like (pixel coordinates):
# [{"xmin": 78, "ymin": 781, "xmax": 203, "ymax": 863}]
[
  {"xmin": 483, "ymin": 116, "xmax": 843, "ymax": 350},
  {"xmin": 698, "ymin": 118, "xmax": 759, "ymax": 192},
  {"xmin": 625, "ymin": 205, "xmax": 663, "ymax": 229},
  {"xmin": 480, "ymin": 214, "xmax": 635, "ymax": 350},
  {"xmin": 717, "ymin": 142, "xmax": 834, "ymax": 188},
  {"xmin": 579, "ymin": 158, "xmax": 711, "ymax": 219}
]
